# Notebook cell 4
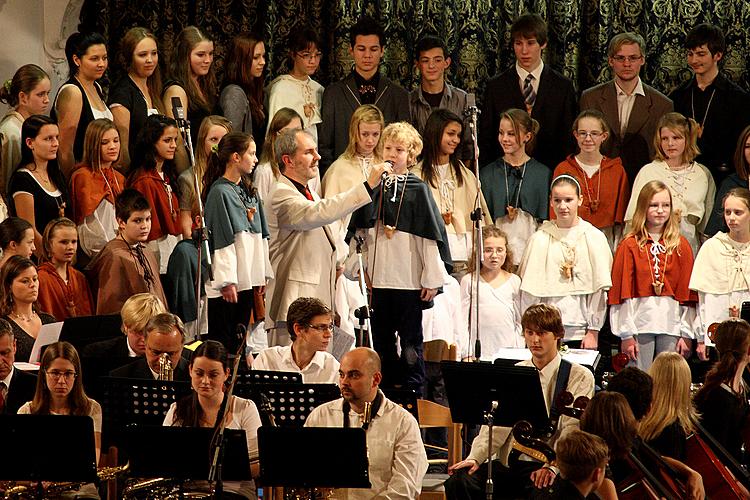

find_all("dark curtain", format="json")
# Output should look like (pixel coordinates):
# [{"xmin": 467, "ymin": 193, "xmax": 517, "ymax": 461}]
[{"xmin": 80, "ymin": 0, "xmax": 750, "ymax": 104}]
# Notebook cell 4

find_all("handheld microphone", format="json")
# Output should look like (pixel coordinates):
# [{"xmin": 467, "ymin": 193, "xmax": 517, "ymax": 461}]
[{"xmin": 381, "ymin": 160, "xmax": 394, "ymax": 180}]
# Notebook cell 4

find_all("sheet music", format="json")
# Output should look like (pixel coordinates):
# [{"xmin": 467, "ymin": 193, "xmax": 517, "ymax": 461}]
[
  {"xmin": 493, "ymin": 347, "xmax": 600, "ymax": 368},
  {"xmin": 28, "ymin": 322, "xmax": 64, "ymax": 363}
]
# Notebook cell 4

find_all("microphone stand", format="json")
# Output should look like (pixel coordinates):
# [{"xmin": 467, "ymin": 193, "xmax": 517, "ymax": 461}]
[
  {"xmin": 353, "ymin": 235, "xmax": 373, "ymax": 347},
  {"xmin": 208, "ymin": 324, "xmax": 249, "ymax": 499},
  {"xmin": 465, "ymin": 95, "xmax": 483, "ymax": 362},
  {"xmin": 171, "ymin": 98, "xmax": 213, "ymax": 342}
]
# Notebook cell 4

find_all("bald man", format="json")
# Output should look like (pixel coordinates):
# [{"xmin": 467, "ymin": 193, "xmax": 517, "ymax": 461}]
[{"xmin": 305, "ymin": 348, "xmax": 427, "ymax": 498}]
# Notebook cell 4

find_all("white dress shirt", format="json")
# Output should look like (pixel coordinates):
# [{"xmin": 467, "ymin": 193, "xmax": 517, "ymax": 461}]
[{"xmin": 252, "ymin": 345, "xmax": 340, "ymax": 384}]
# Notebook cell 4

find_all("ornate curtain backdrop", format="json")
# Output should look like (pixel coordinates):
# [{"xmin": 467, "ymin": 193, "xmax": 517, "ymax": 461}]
[{"xmin": 80, "ymin": 0, "xmax": 750, "ymax": 105}]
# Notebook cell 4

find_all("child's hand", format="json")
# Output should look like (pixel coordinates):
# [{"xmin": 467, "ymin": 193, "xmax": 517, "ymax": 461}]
[{"xmin": 420, "ymin": 287, "xmax": 437, "ymax": 301}]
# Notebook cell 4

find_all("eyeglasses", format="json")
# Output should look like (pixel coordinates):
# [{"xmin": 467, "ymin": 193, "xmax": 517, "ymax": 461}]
[
  {"xmin": 612, "ymin": 55, "xmax": 643, "ymax": 63},
  {"xmin": 307, "ymin": 323, "xmax": 334, "ymax": 332},
  {"xmin": 46, "ymin": 370, "xmax": 77, "ymax": 381},
  {"xmin": 483, "ymin": 248, "xmax": 505, "ymax": 255},
  {"xmin": 297, "ymin": 51, "xmax": 322, "ymax": 61},
  {"xmin": 575, "ymin": 131, "xmax": 604, "ymax": 139}
]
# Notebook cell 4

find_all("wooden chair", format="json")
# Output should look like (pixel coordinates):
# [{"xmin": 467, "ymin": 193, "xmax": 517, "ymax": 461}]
[{"xmin": 419, "ymin": 339, "xmax": 460, "ymax": 500}]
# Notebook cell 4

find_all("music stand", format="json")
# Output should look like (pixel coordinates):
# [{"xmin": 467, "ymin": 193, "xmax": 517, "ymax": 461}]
[
  {"xmin": 259, "ymin": 427, "xmax": 369, "ymax": 489},
  {"xmin": 234, "ymin": 382, "xmax": 340, "ymax": 427},
  {"xmin": 123, "ymin": 426, "xmax": 251, "ymax": 481},
  {"xmin": 0, "ymin": 415, "xmax": 97, "ymax": 484},
  {"xmin": 242, "ymin": 369, "xmax": 302, "ymax": 384},
  {"xmin": 382, "ymin": 387, "xmax": 420, "ymax": 420},
  {"xmin": 60, "ymin": 314, "xmax": 122, "ymax": 353},
  {"xmin": 442, "ymin": 360, "xmax": 550, "ymax": 500}
]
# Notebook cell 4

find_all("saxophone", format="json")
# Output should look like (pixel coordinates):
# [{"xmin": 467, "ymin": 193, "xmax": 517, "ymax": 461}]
[
  {"xmin": 3, "ymin": 463, "xmax": 130, "ymax": 499},
  {"xmin": 157, "ymin": 352, "xmax": 174, "ymax": 381}
]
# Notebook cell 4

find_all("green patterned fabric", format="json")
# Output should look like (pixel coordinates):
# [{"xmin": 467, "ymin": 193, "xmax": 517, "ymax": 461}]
[{"xmin": 81, "ymin": 0, "xmax": 750, "ymax": 104}]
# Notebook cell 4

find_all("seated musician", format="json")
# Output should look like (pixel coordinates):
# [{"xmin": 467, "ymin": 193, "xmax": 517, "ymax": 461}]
[
  {"xmin": 83, "ymin": 292, "xmax": 167, "ymax": 360},
  {"xmin": 18, "ymin": 341, "xmax": 101, "ymax": 499},
  {"xmin": 694, "ymin": 319, "xmax": 750, "ymax": 464},
  {"xmin": 607, "ymin": 366, "xmax": 705, "ymax": 500},
  {"xmin": 304, "ymin": 347, "xmax": 428, "ymax": 498},
  {"xmin": 251, "ymin": 297, "xmax": 339, "ymax": 383},
  {"xmin": 445, "ymin": 303, "xmax": 595, "ymax": 500},
  {"xmin": 109, "ymin": 313, "xmax": 189, "ymax": 381},
  {"xmin": 163, "ymin": 340, "xmax": 261, "ymax": 499},
  {"xmin": 0, "ymin": 318, "xmax": 36, "ymax": 414},
  {"xmin": 531, "ymin": 430, "xmax": 609, "ymax": 500}
]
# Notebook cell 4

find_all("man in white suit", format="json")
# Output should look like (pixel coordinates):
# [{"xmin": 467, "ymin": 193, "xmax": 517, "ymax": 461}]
[{"xmin": 266, "ymin": 128, "xmax": 389, "ymax": 348}]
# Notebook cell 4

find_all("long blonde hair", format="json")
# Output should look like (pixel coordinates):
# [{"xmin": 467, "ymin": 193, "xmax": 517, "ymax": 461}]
[
  {"xmin": 342, "ymin": 105, "xmax": 384, "ymax": 161},
  {"xmin": 653, "ymin": 112, "xmax": 700, "ymax": 164},
  {"xmin": 639, "ymin": 352, "xmax": 699, "ymax": 442},
  {"xmin": 627, "ymin": 180, "xmax": 682, "ymax": 254}
]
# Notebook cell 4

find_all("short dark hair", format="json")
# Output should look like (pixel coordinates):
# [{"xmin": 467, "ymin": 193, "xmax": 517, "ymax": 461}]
[
  {"xmin": 145, "ymin": 312, "xmax": 186, "ymax": 341},
  {"xmin": 288, "ymin": 27, "xmax": 322, "ymax": 54},
  {"xmin": 349, "ymin": 16, "xmax": 385, "ymax": 47},
  {"xmin": 115, "ymin": 188, "xmax": 151, "ymax": 223},
  {"xmin": 510, "ymin": 13, "xmax": 548, "ymax": 46},
  {"xmin": 685, "ymin": 23, "xmax": 726, "ymax": 55},
  {"xmin": 286, "ymin": 297, "xmax": 332, "ymax": 340},
  {"xmin": 0, "ymin": 217, "xmax": 33, "ymax": 251},
  {"xmin": 415, "ymin": 35, "xmax": 448, "ymax": 60},
  {"xmin": 556, "ymin": 430, "xmax": 609, "ymax": 483},
  {"xmin": 0, "ymin": 318, "xmax": 13, "ymax": 341},
  {"xmin": 606, "ymin": 367, "xmax": 653, "ymax": 421}
]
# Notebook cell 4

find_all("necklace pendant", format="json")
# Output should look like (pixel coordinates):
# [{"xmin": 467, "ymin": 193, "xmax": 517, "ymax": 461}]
[
  {"xmin": 384, "ymin": 225, "xmax": 397, "ymax": 239},
  {"xmin": 246, "ymin": 207, "xmax": 256, "ymax": 223},
  {"xmin": 442, "ymin": 211, "xmax": 453, "ymax": 225},
  {"xmin": 652, "ymin": 281, "xmax": 664, "ymax": 295},
  {"xmin": 730, "ymin": 305, "xmax": 740, "ymax": 318},
  {"xmin": 58, "ymin": 201, "xmax": 66, "ymax": 218},
  {"xmin": 589, "ymin": 200, "xmax": 600, "ymax": 213},
  {"xmin": 696, "ymin": 124, "xmax": 704, "ymax": 139},
  {"xmin": 560, "ymin": 262, "xmax": 575, "ymax": 280},
  {"xmin": 303, "ymin": 102, "xmax": 315, "ymax": 120},
  {"xmin": 506, "ymin": 206, "xmax": 518, "ymax": 221}
]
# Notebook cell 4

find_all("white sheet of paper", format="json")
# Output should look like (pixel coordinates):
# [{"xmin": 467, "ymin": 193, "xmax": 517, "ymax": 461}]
[
  {"xmin": 13, "ymin": 362, "xmax": 40, "ymax": 371},
  {"xmin": 493, "ymin": 347, "xmax": 600, "ymax": 368},
  {"xmin": 28, "ymin": 322, "xmax": 64, "ymax": 363}
]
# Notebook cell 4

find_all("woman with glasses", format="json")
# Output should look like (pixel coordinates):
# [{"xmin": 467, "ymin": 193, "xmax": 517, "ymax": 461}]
[
  {"xmin": 0, "ymin": 255, "xmax": 56, "ymax": 362},
  {"xmin": 266, "ymin": 28, "xmax": 324, "ymax": 143},
  {"xmin": 18, "ymin": 340, "xmax": 102, "ymax": 498},
  {"xmin": 219, "ymin": 33, "xmax": 266, "ymax": 156},
  {"xmin": 252, "ymin": 297, "xmax": 339, "ymax": 383}
]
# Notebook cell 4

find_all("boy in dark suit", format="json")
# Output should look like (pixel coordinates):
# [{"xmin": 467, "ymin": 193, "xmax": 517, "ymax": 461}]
[{"xmin": 478, "ymin": 13, "xmax": 576, "ymax": 169}]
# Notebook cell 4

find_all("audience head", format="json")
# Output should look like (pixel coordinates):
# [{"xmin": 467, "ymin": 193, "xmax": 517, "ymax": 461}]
[
  {"xmin": 225, "ymin": 32, "xmax": 266, "ymax": 125},
  {"xmin": 468, "ymin": 225, "xmax": 513, "ymax": 275},
  {"xmin": 415, "ymin": 35, "xmax": 450, "ymax": 83},
  {"xmin": 723, "ymin": 187, "xmax": 750, "ymax": 239},
  {"xmin": 0, "ymin": 256, "xmax": 38, "ymax": 316},
  {"xmin": 32, "ymin": 341, "xmax": 90, "ymax": 414},
  {"xmin": 170, "ymin": 26, "xmax": 216, "ymax": 110},
  {"xmin": 41, "ymin": 218, "xmax": 77, "ymax": 265},
  {"xmin": 0, "ymin": 217, "xmax": 35, "ymax": 259},
  {"xmin": 550, "ymin": 174, "xmax": 582, "ymax": 227},
  {"xmin": 510, "ymin": 13, "xmax": 547, "ymax": 72},
  {"xmin": 606, "ymin": 366, "xmax": 653, "ymax": 421},
  {"xmin": 120, "ymin": 293, "xmax": 166, "ymax": 356},
  {"xmin": 288, "ymin": 28, "xmax": 322, "ymax": 76},
  {"xmin": 653, "ymin": 112, "xmax": 700, "ymax": 165},
  {"xmin": 64, "ymin": 32, "xmax": 107, "ymax": 80},
  {"xmin": 685, "ymin": 23, "xmax": 726, "ymax": 59},
  {"xmin": 733, "ymin": 125, "xmax": 750, "ymax": 181},
  {"xmin": 82, "ymin": 118, "xmax": 120, "ymax": 171},
  {"xmin": 343, "ymin": 104, "xmax": 384, "ymax": 160},
  {"xmin": 0, "ymin": 319, "xmax": 15, "ymax": 380},
  {"xmin": 639, "ymin": 352, "xmax": 699, "ymax": 441},
  {"xmin": 580, "ymin": 391, "xmax": 637, "ymax": 459},
  {"xmin": 572, "ymin": 109, "xmax": 609, "ymax": 153},
  {"xmin": 189, "ymin": 340, "xmax": 229, "ymax": 398},
  {"xmin": 696, "ymin": 319, "xmax": 750, "ymax": 407},
  {"xmin": 349, "ymin": 17, "xmax": 385, "ymax": 75},
  {"xmin": 521, "ymin": 303, "xmax": 565, "ymax": 350},
  {"xmin": 498, "ymin": 108, "xmax": 539, "ymax": 156},
  {"xmin": 339, "ymin": 347, "xmax": 382, "ymax": 407},
  {"xmin": 276, "ymin": 128, "xmax": 319, "ymax": 183},
  {"xmin": 380, "ymin": 122, "xmax": 423, "ymax": 170},
  {"xmin": 554, "ymin": 430, "xmax": 609, "ymax": 489},
  {"xmin": 118, "ymin": 27, "xmax": 164, "ymax": 113},
  {"xmin": 0, "ymin": 64, "xmax": 51, "ymax": 116},
  {"xmin": 286, "ymin": 297, "xmax": 333, "ymax": 351},
  {"xmin": 421, "ymin": 109, "xmax": 464, "ymax": 187},
  {"xmin": 607, "ymin": 32, "xmax": 645, "ymax": 83},
  {"xmin": 115, "ymin": 188, "xmax": 152, "ymax": 244},
  {"xmin": 19, "ymin": 114, "xmax": 59, "ymax": 169},
  {"xmin": 628, "ymin": 181, "xmax": 681, "ymax": 252},
  {"xmin": 144, "ymin": 312, "xmax": 185, "ymax": 373},
  {"xmin": 260, "ymin": 108, "xmax": 303, "ymax": 176}
]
